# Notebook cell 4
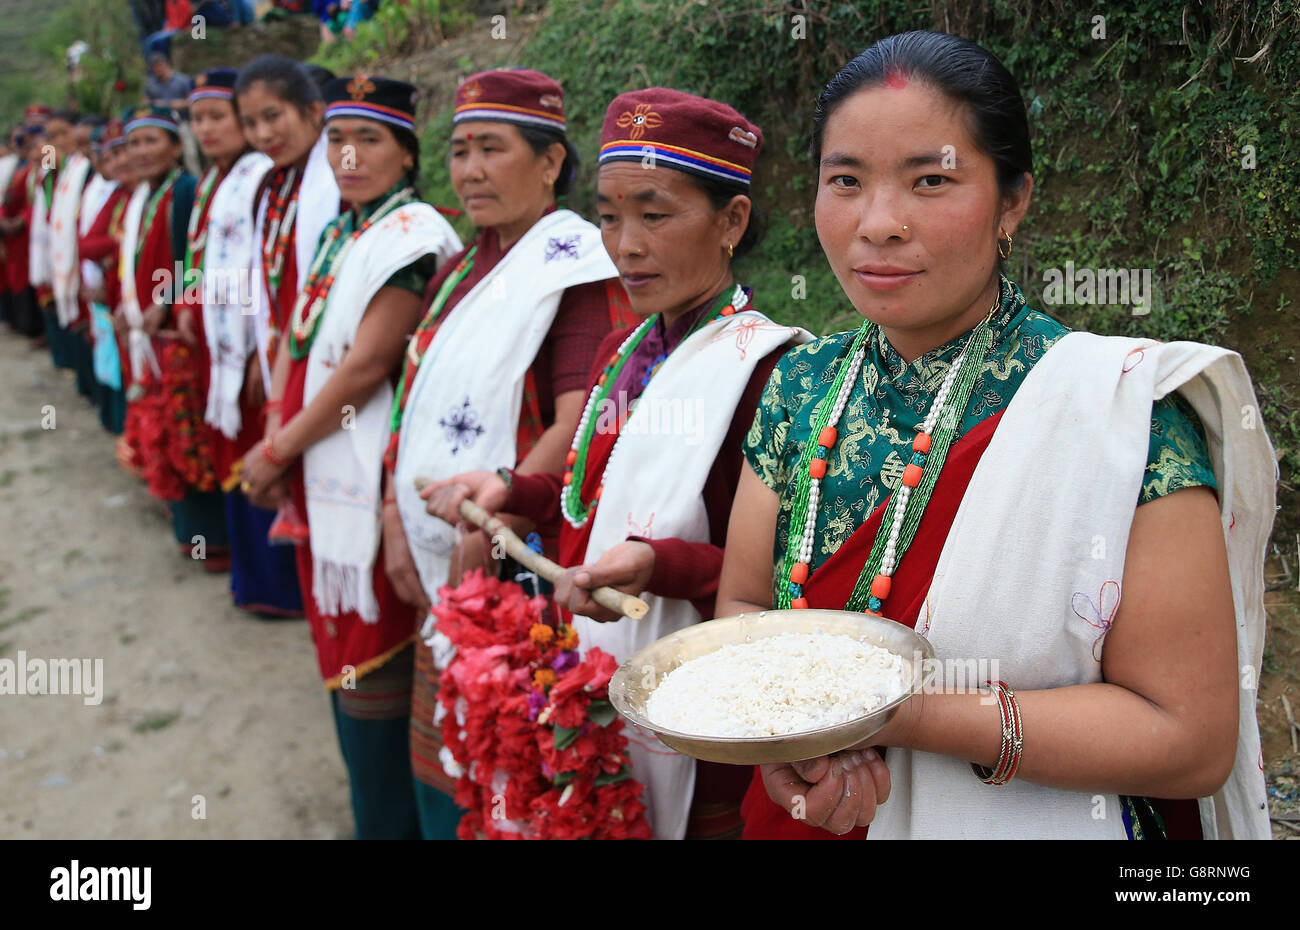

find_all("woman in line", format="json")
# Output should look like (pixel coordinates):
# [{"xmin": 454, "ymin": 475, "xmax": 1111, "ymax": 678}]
[
  {"xmin": 1, "ymin": 123, "xmax": 35, "ymax": 340},
  {"xmin": 147, "ymin": 69, "xmax": 265, "ymax": 575},
  {"xmin": 385, "ymin": 68, "xmax": 631, "ymax": 839},
  {"xmin": 0, "ymin": 112, "xmax": 48, "ymax": 342},
  {"xmin": 239, "ymin": 75, "xmax": 461, "ymax": 839},
  {"xmin": 79, "ymin": 120, "xmax": 134, "ymax": 435},
  {"xmin": 716, "ymin": 31, "xmax": 1274, "ymax": 840},
  {"xmin": 221, "ymin": 55, "xmax": 340, "ymax": 617},
  {"xmin": 115, "ymin": 104, "xmax": 217, "ymax": 570},
  {"xmin": 49, "ymin": 115, "xmax": 98, "ymax": 406},
  {"xmin": 199, "ymin": 72, "xmax": 276, "ymax": 600},
  {"xmin": 422, "ymin": 88, "xmax": 810, "ymax": 840},
  {"xmin": 31, "ymin": 110, "xmax": 73, "ymax": 369}
]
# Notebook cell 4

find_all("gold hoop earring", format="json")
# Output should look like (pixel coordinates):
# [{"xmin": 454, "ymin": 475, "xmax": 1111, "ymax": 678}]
[
  {"xmin": 726, "ymin": 242, "xmax": 734, "ymax": 258},
  {"xmin": 998, "ymin": 230, "xmax": 1013, "ymax": 260}
]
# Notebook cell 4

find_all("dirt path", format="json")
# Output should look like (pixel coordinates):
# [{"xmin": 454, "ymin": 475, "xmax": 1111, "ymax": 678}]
[{"xmin": 0, "ymin": 330, "xmax": 350, "ymax": 839}]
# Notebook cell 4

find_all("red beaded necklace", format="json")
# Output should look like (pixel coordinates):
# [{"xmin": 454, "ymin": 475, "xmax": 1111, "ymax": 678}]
[{"xmin": 260, "ymin": 166, "xmax": 300, "ymax": 306}]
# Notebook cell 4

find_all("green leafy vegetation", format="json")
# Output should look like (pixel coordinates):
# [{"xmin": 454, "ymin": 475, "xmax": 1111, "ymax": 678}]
[
  {"xmin": 11, "ymin": 0, "xmax": 1297, "ymax": 535},
  {"xmin": 311, "ymin": 0, "xmax": 474, "ymax": 72}
]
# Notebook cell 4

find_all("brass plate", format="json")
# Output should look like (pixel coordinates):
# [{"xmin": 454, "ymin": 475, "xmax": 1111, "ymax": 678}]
[{"xmin": 609, "ymin": 609, "xmax": 935, "ymax": 765}]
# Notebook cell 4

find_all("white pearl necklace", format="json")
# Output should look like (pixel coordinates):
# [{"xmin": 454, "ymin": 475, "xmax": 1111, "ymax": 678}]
[
  {"xmin": 794, "ymin": 323, "xmax": 981, "ymax": 578},
  {"xmin": 560, "ymin": 285, "xmax": 748, "ymax": 529}
]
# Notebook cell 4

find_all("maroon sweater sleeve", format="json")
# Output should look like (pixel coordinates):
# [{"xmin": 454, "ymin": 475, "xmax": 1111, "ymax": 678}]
[
  {"xmin": 630, "ymin": 346, "xmax": 784, "ymax": 619},
  {"xmin": 77, "ymin": 188, "xmax": 125, "ymax": 263},
  {"xmin": 505, "ymin": 327, "xmax": 631, "ymax": 529}
]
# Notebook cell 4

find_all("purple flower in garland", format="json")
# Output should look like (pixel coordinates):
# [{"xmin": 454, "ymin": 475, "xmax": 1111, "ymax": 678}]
[
  {"xmin": 550, "ymin": 650, "xmax": 580, "ymax": 674},
  {"xmin": 526, "ymin": 688, "xmax": 547, "ymax": 721}
]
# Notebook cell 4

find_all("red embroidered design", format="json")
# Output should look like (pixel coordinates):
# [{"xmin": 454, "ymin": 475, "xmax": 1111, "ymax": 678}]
[
  {"xmin": 382, "ymin": 209, "xmax": 413, "ymax": 234},
  {"xmin": 627, "ymin": 512, "xmax": 655, "ymax": 539},
  {"xmin": 347, "ymin": 75, "xmax": 376, "ymax": 100},
  {"xmin": 1071, "ymin": 580, "xmax": 1121, "ymax": 662},
  {"xmin": 615, "ymin": 104, "xmax": 663, "ymax": 141},
  {"xmin": 917, "ymin": 592, "xmax": 934, "ymax": 637},
  {"xmin": 706, "ymin": 318, "xmax": 794, "ymax": 361}
]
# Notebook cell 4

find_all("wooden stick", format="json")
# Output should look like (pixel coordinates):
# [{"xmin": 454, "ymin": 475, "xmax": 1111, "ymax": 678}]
[{"xmin": 413, "ymin": 477, "xmax": 649, "ymax": 620}]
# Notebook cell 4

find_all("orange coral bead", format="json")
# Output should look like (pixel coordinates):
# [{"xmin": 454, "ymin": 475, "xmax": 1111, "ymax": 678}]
[
  {"xmin": 609, "ymin": 353, "xmax": 621, "ymax": 366},
  {"xmin": 563, "ymin": 472, "xmax": 573, "ymax": 486},
  {"xmin": 594, "ymin": 485, "xmax": 603, "ymax": 500},
  {"xmin": 902, "ymin": 463, "xmax": 923, "ymax": 487},
  {"xmin": 913, "ymin": 432, "xmax": 931, "ymax": 454},
  {"xmin": 818, "ymin": 426, "xmax": 838, "ymax": 448},
  {"xmin": 808, "ymin": 458, "xmax": 827, "ymax": 479},
  {"xmin": 870, "ymin": 574, "xmax": 892, "ymax": 599},
  {"xmin": 789, "ymin": 562, "xmax": 809, "ymax": 584},
  {"xmin": 792, "ymin": 597, "xmax": 810, "ymax": 610},
  {"xmin": 598, "ymin": 374, "xmax": 607, "ymax": 387},
  {"xmin": 565, "ymin": 449, "xmax": 577, "ymax": 466},
  {"xmin": 721, "ymin": 305, "xmax": 735, "ymax": 316},
  {"xmin": 865, "ymin": 608, "xmax": 883, "ymax": 617}
]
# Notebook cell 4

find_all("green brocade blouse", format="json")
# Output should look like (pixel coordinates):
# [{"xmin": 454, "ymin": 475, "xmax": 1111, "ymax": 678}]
[
  {"xmin": 312, "ymin": 179, "xmax": 440, "ymax": 297},
  {"xmin": 744, "ymin": 277, "xmax": 1218, "ymax": 585}
]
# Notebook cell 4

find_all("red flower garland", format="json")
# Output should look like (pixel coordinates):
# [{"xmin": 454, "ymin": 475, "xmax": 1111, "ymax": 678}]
[
  {"xmin": 432, "ymin": 570, "xmax": 652, "ymax": 840},
  {"xmin": 120, "ymin": 342, "xmax": 219, "ymax": 501}
]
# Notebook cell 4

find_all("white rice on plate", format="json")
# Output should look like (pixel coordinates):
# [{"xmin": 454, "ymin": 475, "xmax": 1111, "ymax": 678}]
[{"xmin": 644, "ymin": 632, "xmax": 909, "ymax": 738}]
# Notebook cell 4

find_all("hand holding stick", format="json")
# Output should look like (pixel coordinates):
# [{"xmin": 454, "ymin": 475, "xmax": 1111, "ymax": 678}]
[{"xmin": 413, "ymin": 476, "xmax": 649, "ymax": 620}]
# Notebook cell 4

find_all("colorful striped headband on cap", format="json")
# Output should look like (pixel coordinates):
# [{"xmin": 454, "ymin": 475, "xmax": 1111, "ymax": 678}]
[
  {"xmin": 323, "ymin": 74, "xmax": 418, "ymax": 132},
  {"xmin": 99, "ymin": 118, "xmax": 125, "ymax": 150},
  {"xmin": 189, "ymin": 67, "xmax": 237, "ymax": 103},
  {"xmin": 453, "ymin": 68, "xmax": 566, "ymax": 133},
  {"xmin": 123, "ymin": 105, "xmax": 180, "ymax": 137},
  {"xmin": 598, "ymin": 87, "xmax": 762, "ymax": 187}
]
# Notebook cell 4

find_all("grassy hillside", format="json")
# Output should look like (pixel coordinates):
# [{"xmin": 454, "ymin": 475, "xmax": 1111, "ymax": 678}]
[
  {"xmin": 315, "ymin": 0, "xmax": 1300, "ymax": 540},
  {"xmin": 9, "ymin": 0, "xmax": 1298, "ymax": 542}
]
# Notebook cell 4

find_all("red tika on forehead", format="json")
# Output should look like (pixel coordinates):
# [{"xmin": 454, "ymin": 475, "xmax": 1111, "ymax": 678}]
[{"xmin": 884, "ymin": 67, "xmax": 910, "ymax": 90}]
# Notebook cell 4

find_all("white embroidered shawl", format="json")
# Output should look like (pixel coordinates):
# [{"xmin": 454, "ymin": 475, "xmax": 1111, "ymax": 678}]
[{"xmin": 869, "ymin": 333, "xmax": 1276, "ymax": 840}]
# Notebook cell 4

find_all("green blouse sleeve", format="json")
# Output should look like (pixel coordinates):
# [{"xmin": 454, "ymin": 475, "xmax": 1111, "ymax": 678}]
[
  {"xmin": 382, "ymin": 251, "xmax": 440, "ymax": 297},
  {"xmin": 1139, "ymin": 391, "xmax": 1217, "ymax": 505},
  {"xmin": 744, "ymin": 360, "xmax": 793, "ymax": 492}
]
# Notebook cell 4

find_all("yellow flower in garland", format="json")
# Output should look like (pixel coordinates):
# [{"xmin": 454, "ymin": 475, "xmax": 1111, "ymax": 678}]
[
  {"xmin": 533, "ymin": 668, "xmax": 557, "ymax": 690},
  {"xmin": 529, "ymin": 623, "xmax": 554, "ymax": 648},
  {"xmin": 556, "ymin": 625, "xmax": 579, "ymax": 651}
]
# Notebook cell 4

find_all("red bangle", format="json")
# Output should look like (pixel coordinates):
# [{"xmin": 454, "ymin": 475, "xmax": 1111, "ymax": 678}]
[
  {"xmin": 971, "ymin": 680, "xmax": 1023, "ymax": 786},
  {"xmin": 264, "ymin": 399, "xmax": 283, "ymax": 414},
  {"xmin": 262, "ymin": 434, "xmax": 289, "ymax": 468}
]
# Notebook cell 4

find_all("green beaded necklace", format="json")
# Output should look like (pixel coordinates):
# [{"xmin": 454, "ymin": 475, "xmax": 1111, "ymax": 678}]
[
  {"xmin": 560, "ymin": 284, "xmax": 750, "ymax": 528},
  {"xmin": 135, "ymin": 168, "xmax": 181, "ymax": 264},
  {"xmin": 777, "ymin": 282, "xmax": 1004, "ymax": 615}
]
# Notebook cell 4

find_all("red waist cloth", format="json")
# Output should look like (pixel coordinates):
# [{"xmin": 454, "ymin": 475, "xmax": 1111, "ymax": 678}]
[
  {"xmin": 283, "ymin": 351, "xmax": 417, "ymax": 686},
  {"xmin": 741, "ymin": 410, "xmax": 1005, "ymax": 840}
]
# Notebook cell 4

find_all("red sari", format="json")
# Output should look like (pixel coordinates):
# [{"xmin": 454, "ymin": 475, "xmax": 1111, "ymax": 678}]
[
  {"xmin": 278, "ymin": 234, "xmax": 418, "ymax": 688},
  {"xmin": 121, "ymin": 178, "xmax": 184, "ymax": 493}
]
